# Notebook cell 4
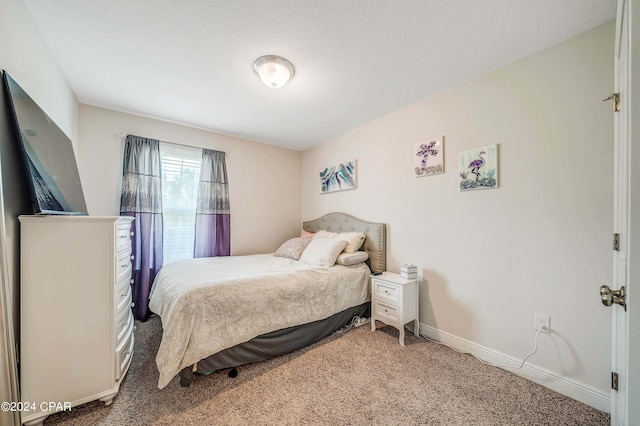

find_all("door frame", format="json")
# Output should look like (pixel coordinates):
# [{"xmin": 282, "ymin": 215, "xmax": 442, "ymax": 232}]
[{"xmin": 611, "ymin": 0, "xmax": 639, "ymax": 424}]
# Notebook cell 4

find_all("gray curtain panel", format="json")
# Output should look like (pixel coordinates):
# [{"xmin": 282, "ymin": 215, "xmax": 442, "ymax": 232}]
[
  {"xmin": 194, "ymin": 149, "xmax": 230, "ymax": 257},
  {"xmin": 120, "ymin": 135, "xmax": 163, "ymax": 321}
]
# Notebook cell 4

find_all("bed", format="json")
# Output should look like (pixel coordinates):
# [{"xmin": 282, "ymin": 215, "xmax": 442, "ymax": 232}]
[{"xmin": 148, "ymin": 212, "xmax": 386, "ymax": 388}]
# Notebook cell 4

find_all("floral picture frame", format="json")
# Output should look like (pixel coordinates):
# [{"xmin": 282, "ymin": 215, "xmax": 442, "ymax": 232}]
[{"xmin": 415, "ymin": 136, "xmax": 444, "ymax": 177}]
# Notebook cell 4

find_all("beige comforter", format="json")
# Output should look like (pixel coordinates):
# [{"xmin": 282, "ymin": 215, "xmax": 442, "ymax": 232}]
[{"xmin": 148, "ymin": 254, "xmax": 370, "ymax": 389}]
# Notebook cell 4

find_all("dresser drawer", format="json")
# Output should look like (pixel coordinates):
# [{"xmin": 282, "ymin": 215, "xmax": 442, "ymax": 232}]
[
  {"xmin": 115, "ymin": 327, "xmax": 134, "ymax": 380},
  {"xmin": 374, "ymin": 281, "xmax": 400, "ymax": 304},
  {"xmin": 115, "ymin": 281, "xmax": 132, "ymax": 316},
  {"xmin": 115, "ymin": 274, "xmax": 131, "ymax": 299},
  {"xmin": 115, "ymin": 305, "xmax": 133, "ymax": 344},
  {"xmin": 115, "ymin": 222, "xmax": 132, "ymax": 253},
  {"xmin": 115, "ymin": 249, "xmax": 132, "ymax": 283},
  {"xmin": 374, "ymin": 301, "xmax": 399, "ymax": 323}
]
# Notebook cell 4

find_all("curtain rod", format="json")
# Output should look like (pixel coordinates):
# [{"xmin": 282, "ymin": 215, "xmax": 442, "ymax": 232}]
[{"xmin": 116, "ymin": 132, "xmax": 230, "ymax": 156}]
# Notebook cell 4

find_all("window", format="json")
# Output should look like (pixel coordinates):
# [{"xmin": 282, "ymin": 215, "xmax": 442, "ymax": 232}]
[{"xmin": 159, "ymin": 143, "xmax": 201, "ymax": 265}]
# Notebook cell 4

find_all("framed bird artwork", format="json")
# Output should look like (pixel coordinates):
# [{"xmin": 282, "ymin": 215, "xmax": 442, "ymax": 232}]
[{"xmin": 459, "ymin": 144, "xmax": 499, "ymax": 191}]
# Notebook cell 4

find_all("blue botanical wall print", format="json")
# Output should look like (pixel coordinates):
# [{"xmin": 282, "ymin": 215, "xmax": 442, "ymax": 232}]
[
  {"xmin": 415, "ymin": 136, "xmax": 444, "ymax": 177},
  {"xmin": 459, "ymin": 144, "xmax": 498, "ymax": 191},
  {"xmin": 320, "ymin": 160, "xmax": 357, "ymax": 193}
]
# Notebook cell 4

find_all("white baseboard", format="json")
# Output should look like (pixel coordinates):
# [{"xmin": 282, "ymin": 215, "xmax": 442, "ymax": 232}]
[{"xmin": 418, "ymin": 323, "xmax": 610, "ymax": 414}]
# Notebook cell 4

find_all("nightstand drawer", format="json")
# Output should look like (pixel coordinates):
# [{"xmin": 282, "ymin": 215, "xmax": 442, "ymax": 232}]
[
  {"xmin": 374, "ymin": 281, "xmax": 400, "ymax": 303},
  {"xmin": 374, "ymin": 301, "xmax": 399, "ymax": 322}
]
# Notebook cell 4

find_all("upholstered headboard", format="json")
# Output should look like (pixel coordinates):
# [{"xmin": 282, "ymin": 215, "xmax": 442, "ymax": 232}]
[{"xmin": 302, "ymin": 212, "xmax": 386, "ymax": 274}]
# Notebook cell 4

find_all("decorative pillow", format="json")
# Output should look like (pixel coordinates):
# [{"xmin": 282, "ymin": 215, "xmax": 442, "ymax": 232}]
[
  {"xmin": 300, "ymin": 229, "xmax": 316, "ymax": 238},
  {"xmin": 299, "ymin": 238, "xmax": 348, "ymax": 267},
  {"xmin": 314, "ymin": 230, "xmax": 366, "ymax": 253},
  {"xmin": 273, "ymin": 237, "xmax": 313, "ymax": 260},
  {"xmin": 335, "ymin": 232, "xmax": 366, "ymax": 253},
  {"xmin": 314, "ymin": 230, "xmax": 337, "ymax": 239},
  {"xmin": 335, "ymin": 251, "xmax": 369, "ymax": 266}
]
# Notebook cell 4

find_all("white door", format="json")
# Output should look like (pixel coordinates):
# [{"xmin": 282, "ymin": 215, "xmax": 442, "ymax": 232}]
[{"xmin": 608, "ymin": 0, "xmax": 639, "ymax": 424}]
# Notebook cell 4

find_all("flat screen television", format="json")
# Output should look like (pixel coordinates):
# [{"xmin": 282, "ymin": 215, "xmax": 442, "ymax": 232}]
[{"xmin": 3, "ymin": 71, "xmax": 88, "ymax": 215}]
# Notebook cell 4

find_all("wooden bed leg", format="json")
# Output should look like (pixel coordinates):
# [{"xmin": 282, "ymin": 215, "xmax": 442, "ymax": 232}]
[{"xmin": 180, "ymin": 366, "xmax": 194, "ymax": 387}]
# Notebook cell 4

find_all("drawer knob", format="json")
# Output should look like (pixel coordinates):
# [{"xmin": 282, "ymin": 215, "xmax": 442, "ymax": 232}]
[
  {"xmin": 130, "ymin": 279, "xmax": 134, "ymax": 284},
  {"xmin": 131, "ymin": 302, "xmax": 135, "ymax": 307},
  {"xmin": 125, "ymin": 350, "xmax": 131, "ymax": 356},
  {"xmin": 130, "ymin": 255, "xmax": 135, "ymax": 260},
  {"xmin": 130, "ymin": 232, "xmax": 134, "ymax": 236},
  {"xmin": 121, "ymin": 263, "xmax": 129, "ymax": 268},
  {"xmin": 385, "ymin": 290, "xmax": 390, "ymax": 294}
]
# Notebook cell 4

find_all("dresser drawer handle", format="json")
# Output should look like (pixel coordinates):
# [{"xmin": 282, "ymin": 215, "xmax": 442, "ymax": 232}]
[
  {"xmin": 125, "ymin": 350, "xmax": 131, "ymax": 356},
  {"xmin": 120, "ymin": 263, "xmax": 129, "ymax": 269},
  {"xmin": 119, "ymin": 234, "xmax": 128, "ymax": 239},
  {"xmin": 384, "ymin": 290, "xmax": 390, "ymax": 294}
]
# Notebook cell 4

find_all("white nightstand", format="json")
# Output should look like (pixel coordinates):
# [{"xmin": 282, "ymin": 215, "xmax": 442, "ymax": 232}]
[{"xmin": 370, "ymin": 271, "xmax": 419, "ymax": 346}]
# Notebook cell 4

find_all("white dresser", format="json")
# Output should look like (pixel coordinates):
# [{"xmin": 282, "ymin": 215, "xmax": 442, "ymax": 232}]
[{"xmin": 19, "ymin": 215, "xmax": 135, "ymax": 426}]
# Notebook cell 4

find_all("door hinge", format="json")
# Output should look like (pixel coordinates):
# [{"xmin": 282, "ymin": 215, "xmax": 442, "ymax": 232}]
[
  {"xmin": 613, "ymin": 233, "xmax": 620, "ymax": 251},
  {"xmin": 603, "ymin": 93, "xmax": 620, "ymax": 112},
  {"xmin": 612, "ymin": 372, "xmax": 619, "ymax": 391}
]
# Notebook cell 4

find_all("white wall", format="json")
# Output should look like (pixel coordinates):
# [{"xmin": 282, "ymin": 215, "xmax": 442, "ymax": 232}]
[
  {"xmin": 78, "ymin": 105, "xmax": 302, "ymax": 255},
  {"xmin": 302, "ymin": 22, "xmax": 614, "ymax": 410},
  {"xmin": 0, "ymin": 0, "xmax": 78, "ymax": 144}
]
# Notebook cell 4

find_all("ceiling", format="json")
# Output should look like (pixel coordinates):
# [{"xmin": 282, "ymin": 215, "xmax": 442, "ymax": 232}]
[{"xmin": 23, "ymin": 0, "xmax": 616, "ymax": 151}]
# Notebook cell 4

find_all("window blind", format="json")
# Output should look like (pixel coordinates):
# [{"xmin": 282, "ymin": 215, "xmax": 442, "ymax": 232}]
[{"xmin": 159, "ymin": 143, "xmax": 202, "ymax": 265}]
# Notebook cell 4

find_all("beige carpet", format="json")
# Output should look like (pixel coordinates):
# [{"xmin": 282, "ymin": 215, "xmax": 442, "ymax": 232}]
[{"xmin": 45, "ymin": 317, "xmax": 609, "ymax": 425}]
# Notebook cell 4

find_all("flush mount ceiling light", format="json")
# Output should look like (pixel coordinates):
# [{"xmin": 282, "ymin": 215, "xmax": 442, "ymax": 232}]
[{"xmin": 253, "ymin": 55, "xmax": 295, "ymax": 88}]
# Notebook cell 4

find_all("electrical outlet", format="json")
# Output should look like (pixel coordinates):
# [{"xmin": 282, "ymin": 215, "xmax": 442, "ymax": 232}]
[{"xmin": 533, "ymin": 313, "xmax": 550, "ymax": 334}]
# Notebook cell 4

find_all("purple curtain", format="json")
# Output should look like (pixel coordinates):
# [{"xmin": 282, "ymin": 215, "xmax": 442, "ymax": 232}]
[
  {"xmin": 120, "ymin": 135, "xmax": 163, "ymax": 321},
  {"xmin": 194, "ymin": 149, "xmax": 230, "ymax": 257}
]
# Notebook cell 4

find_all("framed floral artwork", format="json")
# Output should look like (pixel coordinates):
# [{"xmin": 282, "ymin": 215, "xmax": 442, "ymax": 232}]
[
  {"xmin": 415, "ymin": 136, "xmax": 444, "ymax": 177},
  {"xmin": 320, "ymin": 160, "xmax": 357, "ymax": 193},
  {"xmin": 459, "ymin": 144, "xmax": 498, "ymax": 191}
]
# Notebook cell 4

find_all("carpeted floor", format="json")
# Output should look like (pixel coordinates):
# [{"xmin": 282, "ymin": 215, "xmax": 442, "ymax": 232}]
[{"xmin": 45, "ymin": 317, "xmax": 609, "ymax": 425}]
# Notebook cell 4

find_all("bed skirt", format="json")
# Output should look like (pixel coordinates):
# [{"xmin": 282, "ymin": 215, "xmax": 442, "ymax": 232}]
[{"xmin": 179, "ymin": 302, "xmax": 370, "ymax": 386}]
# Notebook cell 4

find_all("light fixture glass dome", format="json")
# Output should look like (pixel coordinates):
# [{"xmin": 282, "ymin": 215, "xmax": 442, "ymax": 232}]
[{"xmin": 253, "ymin": 55, "xmax": 295, "ymax": 88}]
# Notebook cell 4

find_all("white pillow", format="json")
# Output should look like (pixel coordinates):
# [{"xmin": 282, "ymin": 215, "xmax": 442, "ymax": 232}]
[
  {"xmin": 314, "ymin": 230, "xmax": 366, "ymax": 253},
  {"xmin": 335, "ymin": 251, "xmax": 369, "ymax": 266},
  {"xmin": 299, "ymin": 238, "xmax": 348, "ymax": 267},
  {"xmin": 336, "ymin": 232, "xmax": 366, "ymax": 253},
  {"xmin": 314, "ymin": 230, "xmax": 337, "ymax": 239}
]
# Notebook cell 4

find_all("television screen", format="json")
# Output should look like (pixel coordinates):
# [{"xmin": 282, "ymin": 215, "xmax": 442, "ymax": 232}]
[{"xmin": 3, "ymin": 71, "xmax": 88, "ymax": 215}]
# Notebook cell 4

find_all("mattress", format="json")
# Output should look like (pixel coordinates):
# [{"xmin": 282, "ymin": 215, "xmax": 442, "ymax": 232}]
[{"xmin": 149, "ymin": 254, "xmax": 371, "ymax": 388}]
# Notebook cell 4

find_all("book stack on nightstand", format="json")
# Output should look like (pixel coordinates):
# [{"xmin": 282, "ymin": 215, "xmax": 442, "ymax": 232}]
[{"xmin": 400, "ymin": 264, "xmax": 418, "ymax": 280}]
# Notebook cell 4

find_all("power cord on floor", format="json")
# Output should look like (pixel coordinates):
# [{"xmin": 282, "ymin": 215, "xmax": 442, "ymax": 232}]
[
  {"xmin": 423, "ymin": 324, "xmax": 545, "ymax": 370},
  {"xmin": 335, "ymin": 316, "xmax": 370, "ymax": 334}
]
